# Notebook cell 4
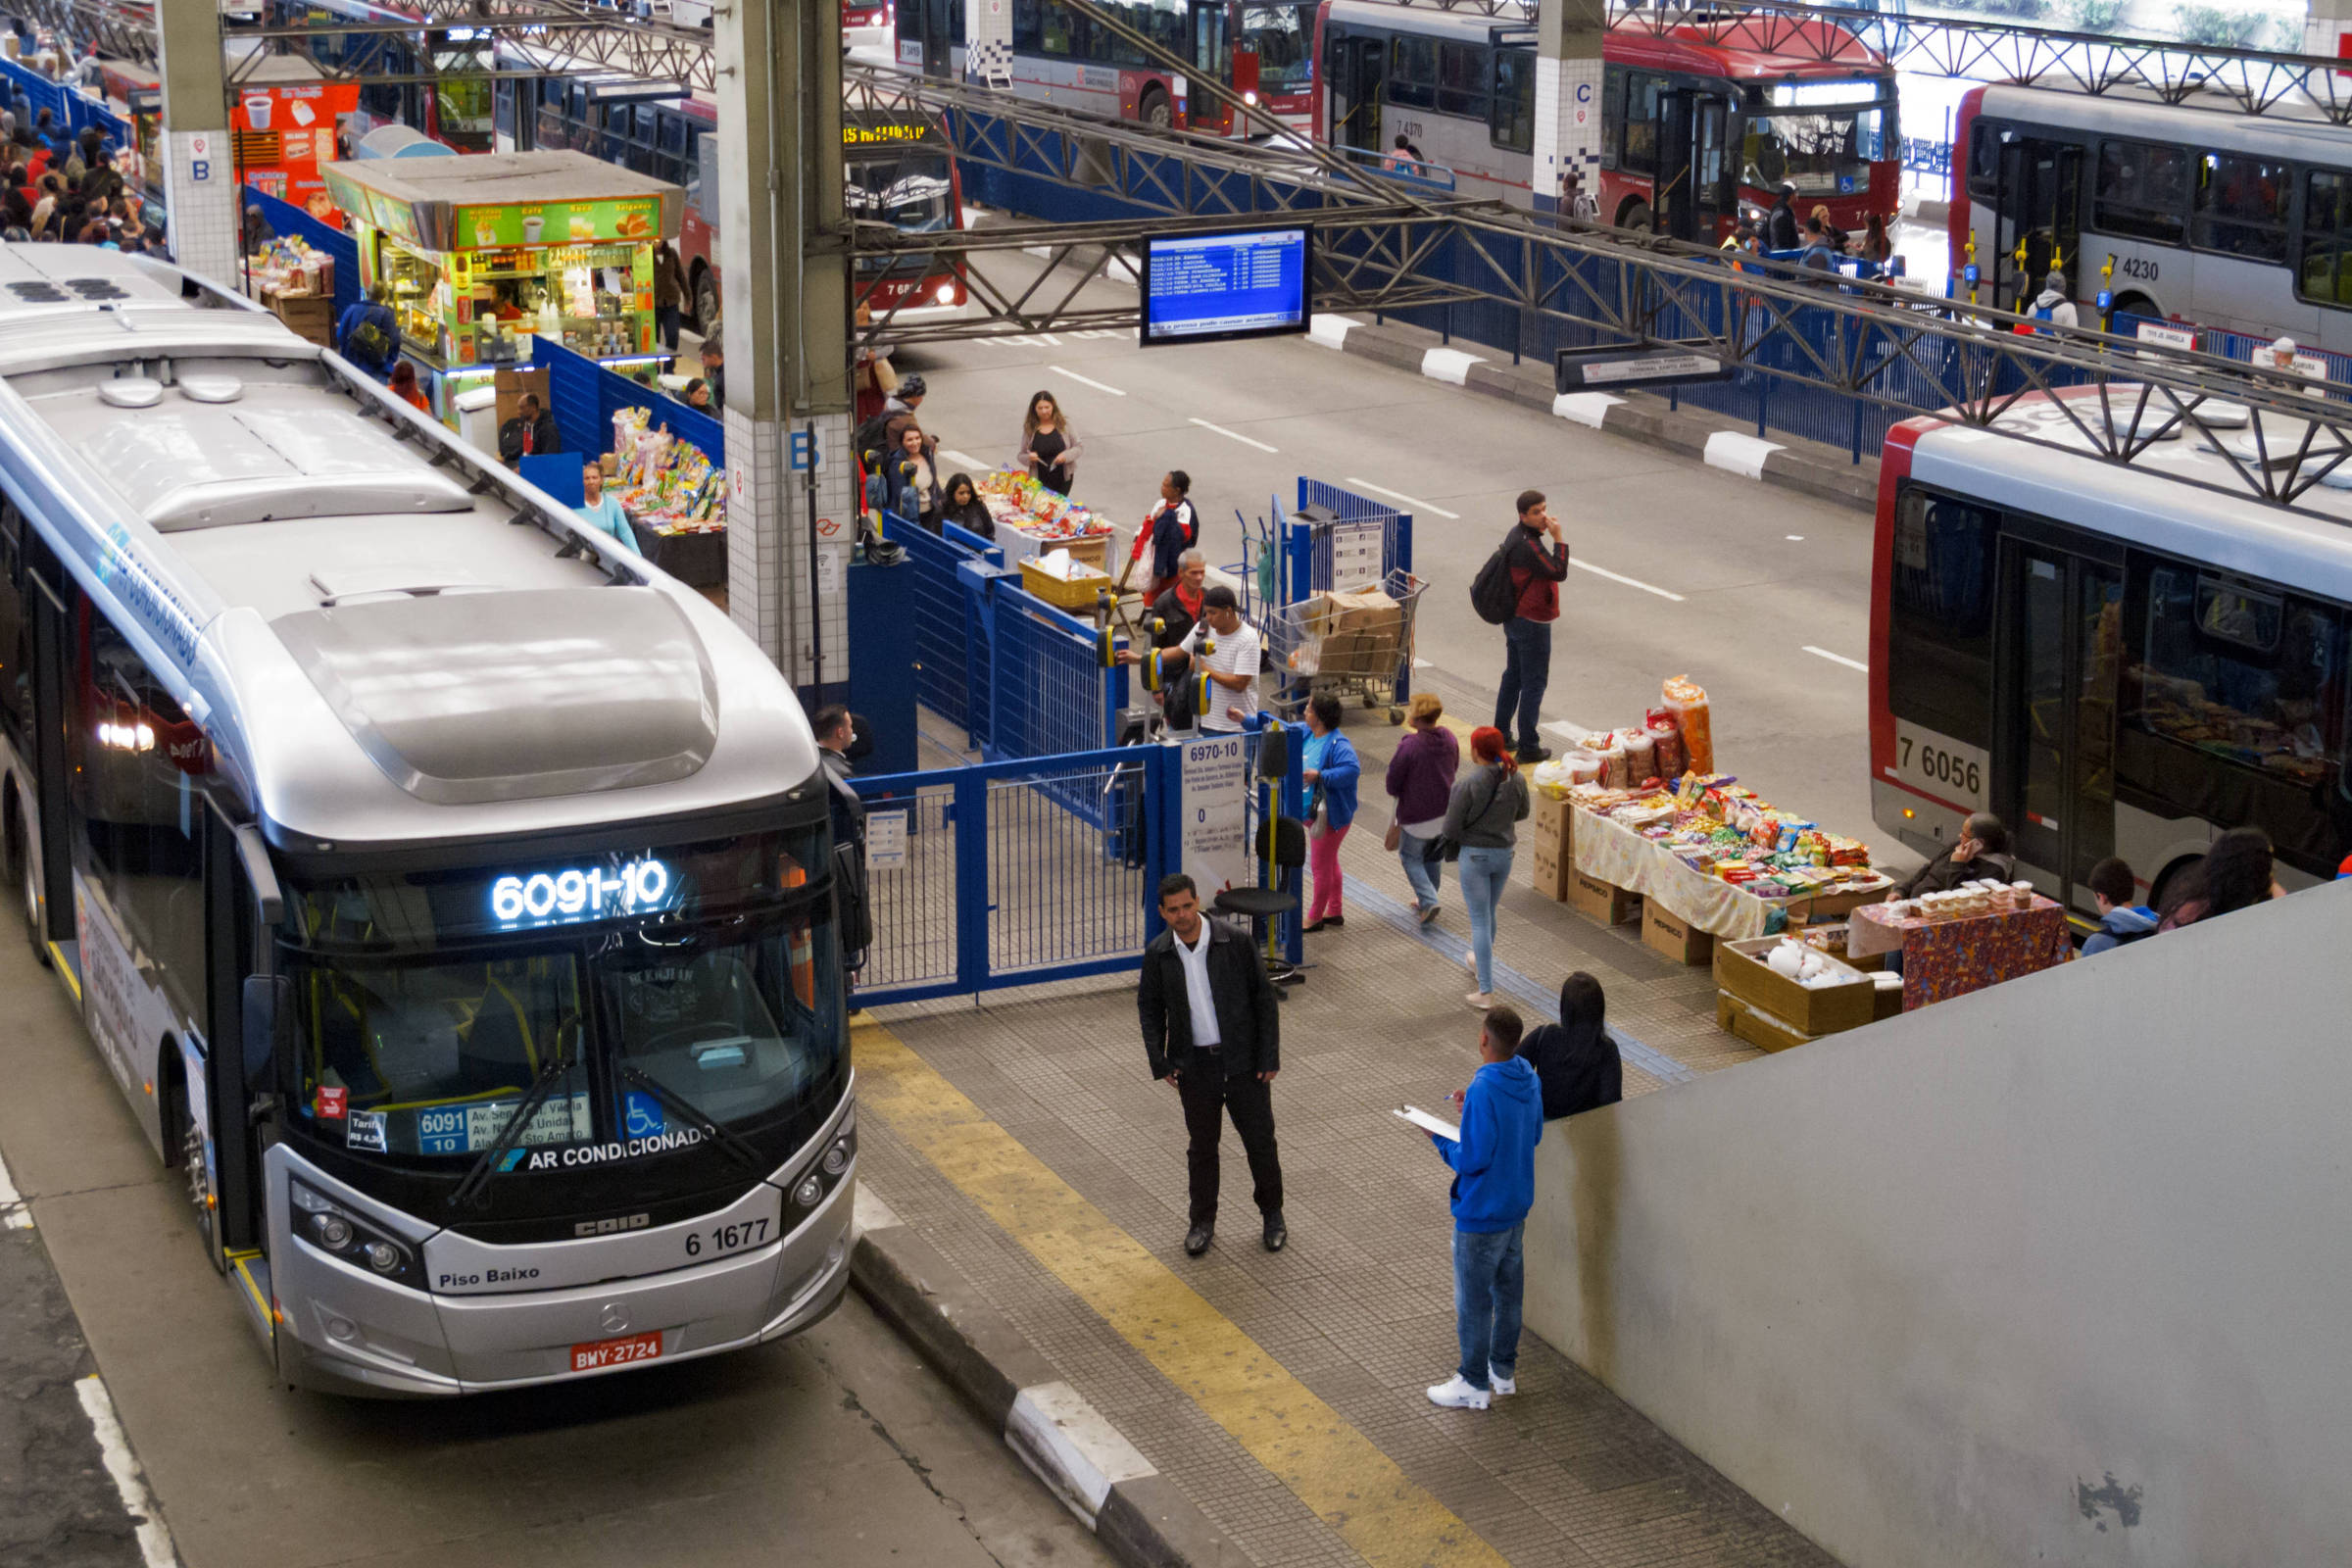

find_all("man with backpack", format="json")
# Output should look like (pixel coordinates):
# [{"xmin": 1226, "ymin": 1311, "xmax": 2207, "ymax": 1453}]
[
  {"xmin": 335, "ymin": 282, "xmax": 399, "ymax": 381},
  {"xmin": 1470, "ymin": 490, "xmax": 1568, "ymax": 764}
]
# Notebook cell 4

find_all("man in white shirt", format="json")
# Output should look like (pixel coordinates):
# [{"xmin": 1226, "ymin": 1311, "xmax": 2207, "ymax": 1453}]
[
  {"xmin": 1135, "ymin": 874, "xmax": 1285, "ymax": 1257},
  {"xmin": 1178, "ymin": 585, "xmax": 1259, "ymax": 734}
]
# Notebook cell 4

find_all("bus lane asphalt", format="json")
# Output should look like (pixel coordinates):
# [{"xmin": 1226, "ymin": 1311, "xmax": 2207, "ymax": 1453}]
[{"xmin": 0, "ymin": 931, "xmax": 1110, "ymax": 1568}]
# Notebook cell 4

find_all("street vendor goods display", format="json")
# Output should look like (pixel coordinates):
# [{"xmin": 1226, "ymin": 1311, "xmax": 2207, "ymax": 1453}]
[
  {"xmin": 977, "ymin": 471, "xmax": 1114, "ymax": 565},
  {"xmin": 610, "ymin": 407, "xmax": 725, "ymax": 536},
  {"xmin": 1848, "ymin": 889, "xmax": 2071, "ymax": 1010}
]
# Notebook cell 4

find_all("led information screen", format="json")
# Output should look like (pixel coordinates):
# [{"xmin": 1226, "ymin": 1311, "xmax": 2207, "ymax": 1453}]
[{"xmin": 1141, "ymin": 225, "xmax": 1313, "ymax": 347}]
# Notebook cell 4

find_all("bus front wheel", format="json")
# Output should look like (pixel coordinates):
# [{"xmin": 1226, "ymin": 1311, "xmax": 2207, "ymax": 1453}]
[
  {"xmin": 1139, "ymin": 85, "xmax": 1172, "ymax": 130},
  {"xmin": 1617, "ymin": 202, "xmax": 1654, "ymax": 234},
  {"xmin": 173, "ymin": 1078, "xmax": 224, "ymax": 1271},
  {"xmin": 2112, "ymin": 292, "xmax": 2158, "ymax": 324},
  {"xmin": 694, "ymin": 270, "xmax": 720, "ymax": 336},
  {"xmin": 12, "ymin": 808, "xmax": 46, "ymax": 969}
]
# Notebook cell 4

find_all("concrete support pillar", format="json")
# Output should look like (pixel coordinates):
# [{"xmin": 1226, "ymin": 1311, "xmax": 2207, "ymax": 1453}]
[
  {"xmin": 1532, "ymin": 0, "xmax": 1607, "ymax": 219},
  {"xmin": 2306, "ymin": 0, "xmax": 2352, "ymax": 58},
  {"xmin": 967, "ymin": 0, "xmax": 1013, "ymax": 84},
  {"xmin": 714, "ymin": 0, "xmax": 853, "ymax": 697},
  {"xmin": 155, "ymin": 0, "xmax": 235, "ymax": 282}
]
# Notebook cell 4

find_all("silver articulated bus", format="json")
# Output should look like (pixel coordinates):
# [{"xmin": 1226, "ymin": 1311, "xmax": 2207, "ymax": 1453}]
[{"xmin": 0, "ymin": 244, "xmax": 856, "ymax": 1396}]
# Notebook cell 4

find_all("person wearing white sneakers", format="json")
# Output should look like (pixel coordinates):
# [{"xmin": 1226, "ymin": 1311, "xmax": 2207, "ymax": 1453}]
[{"xmin": 1423, "ymin": 1005, "xmax": 1544, "ymax": 1411}]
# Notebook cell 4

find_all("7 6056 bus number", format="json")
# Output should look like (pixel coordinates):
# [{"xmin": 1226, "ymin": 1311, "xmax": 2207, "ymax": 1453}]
[
  {"xmin": 1891, "ymin": 721, "xmax": 1988, "ymax": 809},
  {"xmin": 684, "ymin": 1217, "xmax": 770, "ymax": 1259}
]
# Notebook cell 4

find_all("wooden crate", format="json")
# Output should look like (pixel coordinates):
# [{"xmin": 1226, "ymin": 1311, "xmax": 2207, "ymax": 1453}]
[
  {"xmin": 1714, "ymin": 936, "xmax": 1877, "ymax": 1036},
  {"xmin": 1567, "ymin": 867, "xmax": 1638, "ymax": 927},
  {"xmin": 1642, "ymin": 901, "xmax": 1714, "ymax": 966},
  {"xmin": 1716, "ymin": 990, "xmax": 1818, "ymax": 1054}
]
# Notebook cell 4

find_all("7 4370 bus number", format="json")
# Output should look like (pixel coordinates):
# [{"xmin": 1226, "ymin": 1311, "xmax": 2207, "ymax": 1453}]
[{"xmin": 684, "ymin": 1217, "xmax": 770, "ymax": 1259}]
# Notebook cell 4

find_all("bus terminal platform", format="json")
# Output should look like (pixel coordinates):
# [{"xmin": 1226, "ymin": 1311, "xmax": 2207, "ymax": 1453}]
[{"xmin": 846, "ymin": 691, "xmax": 1823, "ymax": 1568}]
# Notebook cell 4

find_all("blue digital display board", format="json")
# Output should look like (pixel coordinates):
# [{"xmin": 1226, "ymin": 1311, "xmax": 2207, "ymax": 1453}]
[{"xmin": 1141, "ymin": 225, "xmax": 1313, "ymax": 347}]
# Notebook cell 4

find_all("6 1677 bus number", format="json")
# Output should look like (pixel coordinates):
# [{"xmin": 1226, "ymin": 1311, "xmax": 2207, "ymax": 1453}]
[
  {"xmin": 684, "ymin": 1217, "xmax": 771, "ymax": 1259},
  {"xmin": 1891, "ymin": 721, "xmax": 1988, "ymax": 809}
]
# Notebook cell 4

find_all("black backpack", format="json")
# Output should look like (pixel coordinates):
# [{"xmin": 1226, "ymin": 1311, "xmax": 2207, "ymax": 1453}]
[
  {"xmin": 348, "ymin": 307, "xmax": 393, "ymax": 366},
  {"xmin": 1470, "ymin": 529, "xmax": 1521, "ymax": 625}
]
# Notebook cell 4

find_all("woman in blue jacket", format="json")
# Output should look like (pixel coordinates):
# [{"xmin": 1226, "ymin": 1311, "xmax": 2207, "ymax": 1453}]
[{"xmin": 1300, "ymin": 690, "xmax": 1360, "ymax": 933}]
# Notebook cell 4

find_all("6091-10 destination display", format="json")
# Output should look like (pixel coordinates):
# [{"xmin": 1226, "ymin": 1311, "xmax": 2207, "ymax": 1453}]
[{"xmin": 1141, "ymin": 225, "xmax": 1313, "ymax": 347}]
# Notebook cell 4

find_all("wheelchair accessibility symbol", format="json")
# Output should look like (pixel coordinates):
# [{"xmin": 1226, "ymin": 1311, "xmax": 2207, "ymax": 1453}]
[{"xmin": 623, "ymin": 1092, "xmax": 665, "ymax": 1140}]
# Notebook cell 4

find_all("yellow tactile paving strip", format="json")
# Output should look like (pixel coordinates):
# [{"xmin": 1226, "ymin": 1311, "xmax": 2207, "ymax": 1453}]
[{"xmin": 855, "ymin": 1020, "xmax": 1511, "ymax": 1568}]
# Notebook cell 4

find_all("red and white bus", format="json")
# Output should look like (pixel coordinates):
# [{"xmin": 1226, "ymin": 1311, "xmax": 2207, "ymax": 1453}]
[
  {"xmin": 1313, "ymin": 1, "xmax": 1897, "ymax": 233},
  {"xmin": 1870, "ymin": 391, "xmax": 2352, "ymax": 916},
  {"xmin": 894, "ymin": 0, "xmax": 1319, "ymax": 136},
  {"xmin": 1950, "ymin": 83, "xmax": 2352, "ymax": 352},
  {"xmin": 497, "ymin": 70, "xmax": 968, "ymax": 329}
]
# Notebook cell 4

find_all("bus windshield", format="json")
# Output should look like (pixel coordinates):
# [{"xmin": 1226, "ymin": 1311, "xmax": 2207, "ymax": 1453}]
[
  {"xmin": 1240, "ymin": 2, "xmax": 1314, "ymax": 93},
  {"xmin": 1743, "ymin": 80, "xmax": 1892, "ymax": 196},
  {"xmin": 280, "ymin": 825, "xmax": 844, "ymax": 1170},
  {"xmin": 847, "ymin": 152, "xmax": 954, "ymax": 230}
]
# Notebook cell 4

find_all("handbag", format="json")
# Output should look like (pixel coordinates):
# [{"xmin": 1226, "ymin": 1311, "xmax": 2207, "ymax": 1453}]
[
  {"xmin": 1426, "ymin": 770, "xmax": 1502, "ymax": 865},
  {"xmin": 1382, "ymin": 820, "xmax": 1401, "ymax": 853}
]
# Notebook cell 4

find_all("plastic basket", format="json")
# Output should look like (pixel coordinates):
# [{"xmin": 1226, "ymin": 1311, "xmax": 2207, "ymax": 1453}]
[{"xmin": 1019, "ymin": 557, "xmax": 1110, "ymax": 611}]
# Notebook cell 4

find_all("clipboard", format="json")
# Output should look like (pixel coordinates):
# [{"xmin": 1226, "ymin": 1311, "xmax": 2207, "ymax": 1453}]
[{"xmin": 1394, "ymin": 1104, "xmax": 1459, "ymax": 1141}]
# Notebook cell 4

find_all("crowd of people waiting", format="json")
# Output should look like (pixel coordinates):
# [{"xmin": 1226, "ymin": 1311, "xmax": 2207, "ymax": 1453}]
[{"xmin": 0, "ymin": 107, "xmax": 157, "ymax": 254}]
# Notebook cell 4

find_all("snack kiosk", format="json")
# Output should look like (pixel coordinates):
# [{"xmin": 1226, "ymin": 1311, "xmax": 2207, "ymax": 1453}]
[{"xmin": 320, "ymin": 151, "xmax": 680, "ymax": 393}]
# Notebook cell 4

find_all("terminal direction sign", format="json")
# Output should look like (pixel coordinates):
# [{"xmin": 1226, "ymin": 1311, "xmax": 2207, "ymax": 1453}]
[{"xmin": 1555, "ymin": 345, "xmax": 1733, "ymax": 393}]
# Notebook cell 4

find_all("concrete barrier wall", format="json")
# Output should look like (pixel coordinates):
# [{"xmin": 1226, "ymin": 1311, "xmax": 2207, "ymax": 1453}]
[{"xmin": 1523, "ymin": 883, "xmax": 2352, "ymax": 1567}]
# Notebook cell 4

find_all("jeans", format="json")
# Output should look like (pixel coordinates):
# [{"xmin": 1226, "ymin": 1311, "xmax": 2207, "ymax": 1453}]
[
  {"xmin": 1495, "ymin": 617, "xmax": 1553, "ymax": 754},
  {"xmin": 1453, "ymin": 1222, "xmax": 1526, "ymax": 1390},
  {"xmin": 1175, "ymin": 1048, "xmax": 1284, "ymax": 1224},
  {"xmin": 1398, "ymin": 830, "xmax": 1443, "ymax": 911},
  {"xmin": 656, "ymin": 304, "xmax": 681, "ymax": 353},
  {"xmin": 1457, "ymin": 845, "xmax": 1512, "ymax": 994},
  {"xmin": 1307, "ymin": 822, "xmax": 1349, "ymax": 923}
]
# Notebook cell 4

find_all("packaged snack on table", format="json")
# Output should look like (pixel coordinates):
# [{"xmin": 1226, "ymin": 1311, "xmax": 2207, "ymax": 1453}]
[
  {"xmin": 1621, "ymin": 728, "xmax": 1657, "ymax": 786},
  {"xmin": 1662, "ymin": 674, "xmax": 1714, "ymax": 773}
]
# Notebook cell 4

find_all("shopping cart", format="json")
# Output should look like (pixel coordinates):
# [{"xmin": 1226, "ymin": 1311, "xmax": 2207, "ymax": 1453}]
[{"xmin": 1260, "ymin": 568, "xmax": 1424, "ymax": 723}]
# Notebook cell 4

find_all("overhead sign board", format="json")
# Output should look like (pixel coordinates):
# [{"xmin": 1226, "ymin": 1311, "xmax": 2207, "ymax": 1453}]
[
  {"xmin": 1555, "ymin": 345, "xmax": 1734, "ymax": 393},
  {"xmin": 1141, "ymin": 225, "xmax": 1312, "ymax": 348}
]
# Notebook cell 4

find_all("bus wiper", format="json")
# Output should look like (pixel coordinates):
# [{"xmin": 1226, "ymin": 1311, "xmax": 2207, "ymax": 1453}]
[
  {"xmin": 615, "ymin": 1061, "xmax": 767, "ymax": 1174},
  {"xmin": 448, "ymin": 1051, "xmax": 574, "ymax": 1211}
]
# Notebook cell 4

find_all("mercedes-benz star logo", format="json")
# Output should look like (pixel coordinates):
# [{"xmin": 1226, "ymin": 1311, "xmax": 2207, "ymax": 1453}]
[{"xmin": 600, "ymin": 1302, "xmax": 630, "ymax": 1336}]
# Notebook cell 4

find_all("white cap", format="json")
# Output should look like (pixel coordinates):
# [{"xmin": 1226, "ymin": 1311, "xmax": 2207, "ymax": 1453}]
[{"xmin": 2273, "ymin": 335, "xmax": 2298, "ymax": 357}]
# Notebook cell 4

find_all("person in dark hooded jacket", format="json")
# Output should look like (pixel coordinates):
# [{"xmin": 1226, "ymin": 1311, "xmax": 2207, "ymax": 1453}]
[{"xmin": 1515, "ymin": 972, "xmax": 1621, "ymax": 1119}]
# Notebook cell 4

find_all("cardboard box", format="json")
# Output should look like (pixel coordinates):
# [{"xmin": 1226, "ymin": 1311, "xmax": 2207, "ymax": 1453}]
[
  {"xmin": 265, "ymin": 288, "xmax": 333, "ymax": 347},
  {"xmin": 1568, "ymin": 868, "xmax": 1638, "ymax": 927},
  {"xmin": 1529, "ymin": 839, "xmax": 1571, "ymax": 901},
  {"xmin": 494, "ymin": 366, "xmax": 553, "ymax": 431},
  {"xmin": 1717, "ymin": 990, "xmax": 1818, "ymax": 1054},
  {"xmin": 1642, "ymin": 901, "xmax": 1714, "ymax": 966},
  {"xmin": 1312, "ymin": 588, "xmax": 1402, "ymax": 678},
  {"xmin": 1714, "ymin": 936, "xmax": 1877, "ymax": 1036},
  {"xmin": 1873, "ymin": 972, "xmax": 1905, "ymax": 1021},
  {"xmin": 1781, "ymin": 879, "xmax": 1894, "ymax": 923},
  {"xmin": 1529, "ymin": 789, "xmax": 1573, "ymax": 858}
]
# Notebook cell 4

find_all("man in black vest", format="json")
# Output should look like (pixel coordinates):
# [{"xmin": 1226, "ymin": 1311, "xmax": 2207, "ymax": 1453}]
[{"xmin": 1137, "ymin": 873, "xmax": 1286, "ymax": 1257}]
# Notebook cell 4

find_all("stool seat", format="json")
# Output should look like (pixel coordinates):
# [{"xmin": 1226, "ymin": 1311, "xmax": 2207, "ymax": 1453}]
[{"xmin": 1214, "ymin": 888, "xmax": 1296, "ymax": 919}]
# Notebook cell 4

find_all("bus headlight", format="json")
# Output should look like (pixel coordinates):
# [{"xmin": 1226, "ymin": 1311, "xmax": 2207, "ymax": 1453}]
[
  {"xmin": 821, "ymin": 1138, "xmax": 852, "ymax": 1176},
  {"xmin": 289, "ymin": 1177, "xmax": 424, "ymax": 1291},
  {"xmin": 793, "ymin": 1175, "xmax": 826, "ymax": 1208},
  {"xmin": 934, "ymin": 281, "xmax": 956, "ymax": 304},
  {"xmin": 1243, "ymin": 90, "xmax": 1258, "ymax": 105}
]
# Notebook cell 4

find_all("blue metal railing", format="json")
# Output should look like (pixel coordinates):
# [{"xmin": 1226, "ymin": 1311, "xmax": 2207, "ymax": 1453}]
[{"xmin": 850, "ymin": 743, "xmax": 1167, "ymax": 1005}]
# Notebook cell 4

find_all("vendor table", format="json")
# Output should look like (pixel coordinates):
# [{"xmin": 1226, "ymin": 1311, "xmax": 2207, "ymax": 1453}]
[
  {"xmin": 635, "ymin": 525, "xmax": 726, "ymax": 589},
  {"xmin": 1847, "ymin": 897, "xmax": 2071, "ymax": 1010},
  {"xmin": 1571, "ymin": 803, "xmax": 1891, "ymax": 941}
]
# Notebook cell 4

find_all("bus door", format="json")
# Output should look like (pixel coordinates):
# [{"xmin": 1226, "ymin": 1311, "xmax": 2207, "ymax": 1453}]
[
  {"xmin": 1656, "ymin": 87, "xmax": 1733, "ymax": 243},
  {"xmin": 22, "ymin": 528, "xmax": 72, "ymax": 966},
  {"xmin": 1993, "ymin": 536, "xmax": 2123, "ymax": 909},
  {"xmin": 1992, "ymin": 135, "xmax": 2082, "ymax": 316},
  {"xmin": 1327, "ymin": 32, "xmax": 1384, "ymax": 157},
  {"xmin": 1191, "ymin": 0, "xmax": 1233, "ymax": 132},
  {"xmin": 907, "ymin": 0, "xmax": 954, "ymax": 76}
]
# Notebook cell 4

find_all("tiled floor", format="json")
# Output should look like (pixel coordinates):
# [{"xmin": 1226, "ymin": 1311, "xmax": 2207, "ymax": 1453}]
[{"xmin": 858, "ymin": 697, "xmax": 1840, "ymax": 1567}]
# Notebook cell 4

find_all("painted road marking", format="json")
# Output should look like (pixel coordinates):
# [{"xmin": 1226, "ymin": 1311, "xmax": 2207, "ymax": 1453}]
[
  {"xmin": 1803, "ymin": 645, "xmax": 1869, "ymax": 672},
  {"xmin": 1344, "ymin": 477, "xmax": 1459, "ymax": 519},
  {"xmin": 0, "ymin": 1148, "xmax": 28, "ymax": 1229},
  {"xmin": 75, "ymin": 1376, "xmax": 177, "ymax": 1568},
  {"xmin": 1572, "ymin": 559, "xmax": 1685, "ymax": 602},
  {"xmin": 854, "ymin": 1024, "xmax": 1508, "ymax": 1568},
  {"xmin": 1188, "ymin": 416, "xmax": 1277, "ymax": 453},
  {"xmin": 1050, "ymin": 365, "xmax": 1126, "ymax": 396},
  {"xmin": 940, "ymin": 450, "xmax": 990, "ymax": 473}
]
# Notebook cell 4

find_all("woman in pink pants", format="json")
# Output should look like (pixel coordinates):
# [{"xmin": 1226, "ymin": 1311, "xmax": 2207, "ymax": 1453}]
[{"xmin": 1300, "ymin": 690, "xmax": 1362, "ymax": 932}]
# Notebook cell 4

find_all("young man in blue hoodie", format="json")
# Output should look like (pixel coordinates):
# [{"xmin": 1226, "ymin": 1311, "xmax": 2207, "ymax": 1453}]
[
  {"xmin": 2082, "ymin": 857, "xmax": 2158, "ymax": 956},
  {"xmin": 1426, "ymin": 1005, "xmax": 1544, "ymax": 1410}
]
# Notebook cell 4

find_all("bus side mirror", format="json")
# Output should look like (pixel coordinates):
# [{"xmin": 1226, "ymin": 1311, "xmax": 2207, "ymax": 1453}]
[{"xmin": 243, "ymin": 974, "xmax": 286, "ymax": 1084}]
